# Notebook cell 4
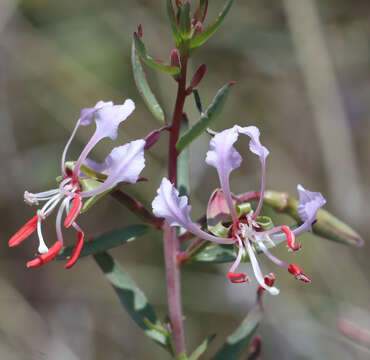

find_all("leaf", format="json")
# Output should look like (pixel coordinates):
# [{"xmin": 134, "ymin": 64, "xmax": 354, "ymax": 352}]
[
  {"xmin": 57, "ymin": 224, "xmax": 149, "ymax": 259},
  {"xmin": 179, "ymin": 0, "xmax": 191, "ymax": 39},
  {"xmin": 131, "ymin": 41, "xmax": 165, "ymax": 124},
  {"xmin": 133, "ymin": 33, "xmax": 180, "ymax": 75},
  {"xmin": 190, "ymin": 0, "xmax": 234, "ymax": 51},
  {"xmin": 94, "ymin": 252, "xmax": 169, "ymax": 347},
  {"xmin": 193, "ymin": 0, "xmax": 208, "ymax": 24},
  {"xmin": 177, "ymin": 114, "xmax": 190, "ymax": 197},
  {"xmin": 176, "ymin": 82, "xmax": 235, "ymax": 152},
  {"xmin": 167, "ymin": 0, "xmax": 181, "ymax": 45},
  {"xmin": 189, "ymin": 334, "xmax": 215, "ymax": 360},
  {"xmin": 212, "ymin": 305, "xmax": 261, "ymax": 360}
]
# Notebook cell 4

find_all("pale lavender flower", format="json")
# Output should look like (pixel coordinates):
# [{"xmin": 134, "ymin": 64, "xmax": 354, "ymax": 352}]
[
  {"xmin": 152, "ymin": 125, "xmax": 326, "ymax": 295},
  {"xmin": 10, "ymin": 100, "xmax": 146, "ymax": 269}
]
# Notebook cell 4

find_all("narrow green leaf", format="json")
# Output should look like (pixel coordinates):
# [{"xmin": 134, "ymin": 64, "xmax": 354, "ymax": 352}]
[
  {"xmin": 190, "ymin": 0, "xmax": 234, "ymax": 51},
  {"xmin": 176, "ymin": 82, "xmax": 235, "ymax": 152},
  {"xmin": 94, "ymin": 252, "xmax": 169, "ymax": 347},
  {"xmin": 177, "ymin": 114, "xmax": 190, "ymax": 196},
  {"xmin": 134, "ymin": 33, "xmax": 180, "ymax": 75},
  {"xmin": 57, "ymin": 224, "xmax": 149, "ymax": 260},
  {"xmin": 131, "ymin": 41, "xmax": 165, "ymax": 124},
  {"xmin": 212, "ymin": 305, "xmax": 261, "ymax": 360},
  {"xmin": 179, "ymin": 1, "xmax": 191, "ymax": 38},
  {"xmin": 263, "ymin": 191, "xmax": 364, "ymax": 247},
  {"xmin": 167, "ymin": 0, "xmax": 181, "ymax": 45},
  {"xmin": 189, "ymin": 334, "xmax": 215, "ymax": 360}
]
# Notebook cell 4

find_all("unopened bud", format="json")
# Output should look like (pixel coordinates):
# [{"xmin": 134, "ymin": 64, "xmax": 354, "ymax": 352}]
[
  {"xmin": 170, "ymin": 49, "xmax": 181, "ymax": 68},
  {"xmin": 188, "ymin": 64, "xmax": 206, "ymax": 92},
  {"xmin": 137, "ymin": 24, "xmax": 143, "ymax": 38}
]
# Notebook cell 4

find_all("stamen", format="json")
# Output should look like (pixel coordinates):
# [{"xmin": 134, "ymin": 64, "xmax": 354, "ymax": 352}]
[
  {"xmin": 64, "ymin": 195, "xmax": 82, "ymax": 228},
  {"xmin": 41, "ymin": 194, "xmax": 62, "ymax": 217},
  {"xmin": 280, "ymin": 226, "xmax": 301, "ymax": 251},
  {"xmin": 259, "ymin": 272, "xmax": 276, "ymax": 290},
  {"xmin": 37, "ymin": 216, "xmax": 49, "ymax": 254},
  {"xmin": 24, "ymin": 189, "xmax": 59, "ymax": 206},
  {"xmin": 245, "ymin": 240, "xmax": 280, "ymax": 295},
  {"xmin": 228, "ymin": 236, "xmax": 248, "ymax": 283},
  {"xmin": 288, "ymin": 264, "xmax": 311, "ymax": 283},
  {"xmin": 65, "ymin": 231, "xmax": 84, "ymax": 269},
  {"xmin": 26, "ymin": 241, "xmax": 63, "ymax": 268},
  {"xmin": 257, "ymin": 240, "xmax": 289, "ymax": 269},
  {"xmin": 9, "ymin": 215, "xmax": 39, "ymax": 247},
  {"xmin": 56, "ymin": 197, "xmax": 71, "ymax": 245}
]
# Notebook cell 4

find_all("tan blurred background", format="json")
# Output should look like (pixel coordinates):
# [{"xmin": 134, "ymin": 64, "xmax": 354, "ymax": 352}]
[{"xmin": 0, "ymin": 0, "xmax": 369, "ymax": 359}]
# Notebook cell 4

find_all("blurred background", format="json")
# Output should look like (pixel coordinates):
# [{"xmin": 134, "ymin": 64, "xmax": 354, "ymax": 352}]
[{"xmin": 0, "ymin": 0, "xmax": 369, "ymax": 359}]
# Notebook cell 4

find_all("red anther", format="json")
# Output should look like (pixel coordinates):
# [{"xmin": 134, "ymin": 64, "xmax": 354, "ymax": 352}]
[
  {"xmin": 288, "ymin": 264, "xmax": 311, "ymax": 283},
  {"xmin": 137, "ymin": 24, "xmax": 143, "ymax": 38},
  {"xmin": 228, "ymin": 271, "xmax": 248, "ymax": 284},
  {"xmin": 65, "ymin": 231, "xmax": 84, "ymax": 269},
  {"xmin": 281, "ymin": 226, "xmax": 301, "ymax": 251},
  {"xmin": 9, "ymin": 215, "xmax": 39, "ymax": 247},
  {"xmin": 26, "ymin": 241, "xmax": 63, "ymax": 268},
  {"xmin": 64, "ymin": 195, "xmax": 82, "ymax": 228},
  {"xmin": 259, "ymin": 272, "xmax": 275, "ymax": 290}
]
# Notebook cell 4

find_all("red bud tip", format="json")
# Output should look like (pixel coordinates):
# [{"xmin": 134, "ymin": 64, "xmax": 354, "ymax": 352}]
[
  {"xmin": 64, "ymin": 194, "xmax": 82, "ymax": 228},
  {"xmin": 27, "ymin": 241, "xmax": 63, "ymax": 268},
  {"xmin": 288, "ymin": 264, "xmax": 311, "ymax": 283},
  {"xmin": 65, "ymin": 231, "xmax": 84, "ymax": 269},
  {"xmin": 228, "ymin": 271, "xmax": 248, "ymax": 284},
  {"xmin": 228, "ymin": 81, "xmax": 237, "ymax": 86},
  {"xmin": 9, "ymin": 215, "xmax": 39, "ymax": 247},
  {"xmin": 137, "ymin": 24, "xmax": 143, "ymax": 38},
  {"xmin": 280, "ymin": 226, "xmax": 301, "ymax": 251},
  {"xmin": 170, "ymin": 49, "xmax": 180, "ymax": 68},
  {"xmin": 193, "ymin": 21, "xmax": 202, "ymax": 36}
]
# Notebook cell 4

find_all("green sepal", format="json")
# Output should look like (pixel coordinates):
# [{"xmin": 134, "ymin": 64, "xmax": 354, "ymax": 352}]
[
  {"xmin": 190, "ymin": 243, "xmax": 235, "ymax": 263},
  {"xmin": 131, "ymin": 40, "xmax": 165, "ymax": 124},
  {"xmin": 212, "ymin": 304, "xmax": 261, "ymax": 360},
  {"xmin": 134, "ymin": 33, "xmax": 180, "ymax": 75},
  {"xmin": 189, "ymin": 334, "xmax": 215, "ymax": 360},
  {"xmin": 236, "ymin": 202, "xmax": 252, "ymax": 217},
  {"xmin": 208, "ymin": 221, "xmax": 230, "ymax": 238},
  {"xmin": 176, "ymin": 82, "xmax": 235, "ymax": 152},
  {"xmin": 255, "ymin": 215, "xmax": 274, "ymax": 230},
  {"xmin": 79, "ymin": 177, "xmax": 106, "ymax": 213},
  {"xmin": 190, "ymin": 0, "xmax": 234, "ymax": 51},
  {"xmin": 94, "ymin": 252, "xmax": 169, "ymax": 348},
  {"xmin": 57, "ymin": 224, "xmax": 149, "ymax": 260}
]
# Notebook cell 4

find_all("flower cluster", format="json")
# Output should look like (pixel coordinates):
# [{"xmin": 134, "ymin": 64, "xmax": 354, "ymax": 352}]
[
  {"xmin": 9, "ymin": 100, "xmax": 146, "ymax": 269},
  {"xmin": 152, "ymin": 125, "xmax": 326, "ymax": 295}
]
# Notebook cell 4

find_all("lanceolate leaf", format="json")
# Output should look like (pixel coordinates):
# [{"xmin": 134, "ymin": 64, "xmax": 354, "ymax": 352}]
[
  {"xmin": 131, "ymin": 41, "xmax": 165, "ymax": 124},
  {"xmin": 212, "ymin": 305, "xmax": 261, "ymax": 360},
  {"xmin": 57, "ymin": 224, "xmax": 149, "ymax": 259},
  {"xmin": 94, "ymin": 252, "xmax": 169, "ymax": 347},
  {"xmin": 189, "ymin": 334, "xmax": 216, "ymax": 360},
  {"xmin": 177, "ymin": 114, "xmax": 190, "ymax": 197},
  {"xmin": 190, "ymin": 0, "xmax": 234, "ymax": 51},
  {"xmin": 176, "ymin": 82, "xmax": 235, "ymax": 152},
  {"xmin": 134, "ymin": 33, "xmax": 180, "ymax": 75},
  {"xmin": 167, "ymin": 0, "xmax": 181, "ymax": 45}
]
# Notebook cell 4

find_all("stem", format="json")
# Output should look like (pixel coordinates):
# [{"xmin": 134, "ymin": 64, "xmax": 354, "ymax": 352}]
[
  {"xmin": 164, "ymin": 50, "xmax": 189, "ymax": 356},
  {"xmin": 163, "ymin": 224, "xmax": 185, "ymax": 355},
  {"xmin": 110, "ymin": 189, "xmax": 164, "ymax": 229}
]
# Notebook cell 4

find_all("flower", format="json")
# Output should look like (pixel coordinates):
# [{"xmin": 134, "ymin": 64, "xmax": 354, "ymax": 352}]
[
  {"xmin": 9, "ymin": 100, "xmax": 146, "ymax": 269},
  {"xmin": 152, "ymin": 125, "xmax": 326, "ymax": 295}
]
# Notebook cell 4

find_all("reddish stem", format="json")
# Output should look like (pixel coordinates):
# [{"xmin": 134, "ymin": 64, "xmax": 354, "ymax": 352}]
[{"xmin": 164, "ymin": 50, "xmax": 188, "ymax": 356}]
